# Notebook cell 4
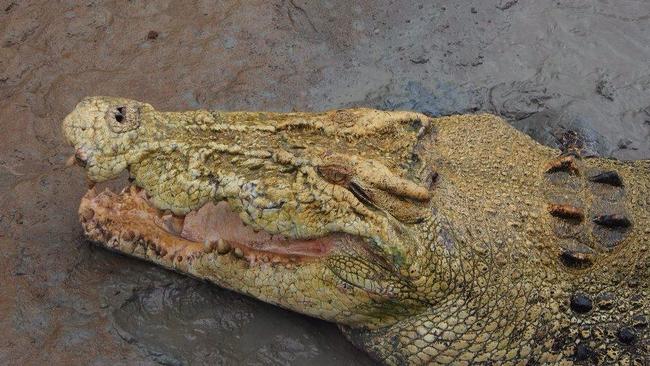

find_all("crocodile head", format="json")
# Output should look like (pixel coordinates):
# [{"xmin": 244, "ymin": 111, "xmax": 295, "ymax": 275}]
[
  {"xmin": 63, "ymin": 96, "xmax": 440, "ymax": 323},
  {"xmin": 64, "ymin": 96, "xmax": 649, "ymax": 365}
]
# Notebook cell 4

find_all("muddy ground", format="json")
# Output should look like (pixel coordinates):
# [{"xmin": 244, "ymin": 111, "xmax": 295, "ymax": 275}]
[{"xmin": 1, "ymin": 1, "xmax": 649, "ymax": 365}]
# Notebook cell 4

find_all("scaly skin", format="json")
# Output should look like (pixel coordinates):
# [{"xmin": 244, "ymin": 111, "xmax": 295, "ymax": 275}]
[{"xmin": 63, "ymin": 96, "xmax": 649, "ymax": 365}]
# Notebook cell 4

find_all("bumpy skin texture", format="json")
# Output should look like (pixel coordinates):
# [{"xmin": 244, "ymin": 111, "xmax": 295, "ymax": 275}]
[{"xmin": 63, "ymin": 97, "xmax": 649, "ymax": 365}]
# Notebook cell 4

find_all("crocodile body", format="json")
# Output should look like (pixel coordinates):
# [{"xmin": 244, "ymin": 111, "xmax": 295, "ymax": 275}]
[{"xmin": 63, "ymin": 97, "xmax": 649, "ymax": 365}]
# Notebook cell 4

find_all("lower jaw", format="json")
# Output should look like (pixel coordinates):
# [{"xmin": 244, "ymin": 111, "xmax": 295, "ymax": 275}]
[{"xmin": 77, "ymin": 185, "xmax": 409, "ymax": 328}]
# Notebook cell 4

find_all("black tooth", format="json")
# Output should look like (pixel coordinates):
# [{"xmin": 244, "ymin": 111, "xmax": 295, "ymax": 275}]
[
  {"xmin": 593, "ymin": 214, "xmax": 632, "ymax": 228},
  {"xmin": 588, "ymin": 170, "xmax": 623, "ymax": 187}
]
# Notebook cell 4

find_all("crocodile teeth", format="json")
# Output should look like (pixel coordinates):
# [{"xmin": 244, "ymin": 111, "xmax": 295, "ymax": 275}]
[
  {"xmin": 233, "ymin": 247, "xmax": 244, "ymax": 258},
  {"xmin": 216, "ymin": 239, "xmax": 231, "ymax": 255},
  {"xmin": 203, "ymin": 239, "xmax": 232, "ymax": 255}
]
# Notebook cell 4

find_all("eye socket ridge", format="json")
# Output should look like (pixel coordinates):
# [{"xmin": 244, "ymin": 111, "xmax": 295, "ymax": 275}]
[
  {"xmin": 317, "ymin": 164, "xmax": 353, "ymax": 185},
  {"xmin": 317, "ymin": 164, "xmax": 376, "ymax": 206}
]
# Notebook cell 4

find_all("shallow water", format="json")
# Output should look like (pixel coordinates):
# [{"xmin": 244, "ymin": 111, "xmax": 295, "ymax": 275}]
[{"xmin": 1, "ymin": 1, "xmax": 649, "ymax": 364}]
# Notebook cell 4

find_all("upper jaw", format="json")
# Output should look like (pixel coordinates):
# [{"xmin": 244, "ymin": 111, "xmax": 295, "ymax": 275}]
[{"xmin": 63, "ymin": 98, "xmax": 432, "ymax": 272}]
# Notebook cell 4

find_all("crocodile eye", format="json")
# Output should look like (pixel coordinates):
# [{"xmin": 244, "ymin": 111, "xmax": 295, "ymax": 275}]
[
  {"xmin": 347, "ymin": 181, "xmax": 374, "ymax": 206},
  {"xmin": 317, "ymin": 164, "xmax": 377, "ymax": 206},
  {"xmin": 114, "ymin": 107, "xmax": 126, "ymax": 123}
]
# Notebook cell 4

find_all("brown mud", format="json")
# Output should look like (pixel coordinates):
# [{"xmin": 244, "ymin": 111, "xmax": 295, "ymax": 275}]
[{"xmin": 1, "ymin": 1, "xmax": 649, "ymax": 364}]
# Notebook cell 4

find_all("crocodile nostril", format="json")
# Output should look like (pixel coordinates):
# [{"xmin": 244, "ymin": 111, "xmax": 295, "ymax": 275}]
[{"xmin": 115, "ymin": 106, "xmax": 126, "ymax": 123}]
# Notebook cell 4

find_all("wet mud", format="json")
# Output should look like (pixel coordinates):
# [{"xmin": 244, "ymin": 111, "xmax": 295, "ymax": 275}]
[{"xmin": 1, "ymin": 1, "xmax": 650, "ymax": 364}]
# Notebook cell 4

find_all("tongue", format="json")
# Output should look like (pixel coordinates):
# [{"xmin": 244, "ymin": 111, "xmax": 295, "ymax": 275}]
[{"xmin": 179, "ymin": 201, "xmax": 335, "ymax": 257}]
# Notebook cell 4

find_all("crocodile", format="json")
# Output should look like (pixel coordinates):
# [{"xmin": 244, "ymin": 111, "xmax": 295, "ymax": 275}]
[{"xmin": 62, "ymin": 96, "xmax": 649, "ymax": 365}]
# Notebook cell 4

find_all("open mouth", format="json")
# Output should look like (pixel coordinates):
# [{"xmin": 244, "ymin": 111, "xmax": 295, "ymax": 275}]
[{"xmin": 79, "ymin": 185, "xmax": 352, "ymax": 267}]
